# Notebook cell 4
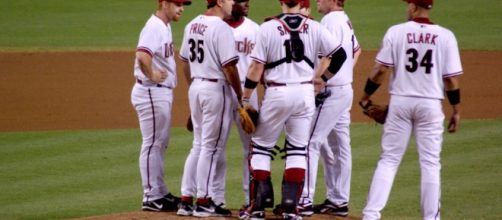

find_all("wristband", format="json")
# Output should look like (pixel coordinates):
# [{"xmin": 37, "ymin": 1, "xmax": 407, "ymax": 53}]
[
  {"xmin": 321, "ymin": 74, "xmax": 329, "ymax": 83},
  {"xmin": 244, "ymin": 77, "xmax": 258, "ymax": 89},
  {"xmin": 446, "ymin": 89, "xmax": 460, "ymax": 105},
  {"xmin": 364, "ymin": 78, "xmax": 381, "ymax": 95}
]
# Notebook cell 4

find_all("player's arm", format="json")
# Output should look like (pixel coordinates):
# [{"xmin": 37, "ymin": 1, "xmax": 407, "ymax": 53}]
[
  {"xmin": 319, "ymin": 48, "xmax": 347, "ymax": 80},
  {"xmin": 181, "ymin": 60, "xmax": 192, "ymax": 86},
  {"xmin": 353, "ymin": 48, "xmax": 361, "ymax": 67},
  {"xmin": 444, "ymin": 75, "xmax": 461, "ymax": 133},
  {"xmin": 136, "ymin": 51, "xmax": 166, "ymax": 83},
  {"xmin": 359, "ymin": 62, "xmax": 391, "ymax": 106},
  {"xmin": 242, "ymin": 60, "xmax": 264, "ymax": 105},
  {"xmin": 223, "ymin": 61, "xmax": 243, "ymax": 101}
]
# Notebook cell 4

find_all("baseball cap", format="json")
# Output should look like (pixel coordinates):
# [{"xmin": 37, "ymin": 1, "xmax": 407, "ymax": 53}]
[
  {"xmin": 302, "ymin": 0, "xmax": 310, "ymax": 8},
  {"xmin": 279, "ymin": 0, "xmax": 302, "ymax": 4},
  {"xmin": 404, "ymin": 0, "xmax": 433, "ymax": 9},
  {"xmin": 161, "ymin": 0, "xmax": 192, "ymax": 5}
]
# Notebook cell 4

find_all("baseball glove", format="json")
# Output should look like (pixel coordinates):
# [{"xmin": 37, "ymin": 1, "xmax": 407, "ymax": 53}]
[
  {"xmin": 359, "ymin": 100, "xmax": 388, "ymax": 124},
  {"xmin": 238, "ymin": 105, "xmax": 259, "ymax": 134},
  {"xmin": 315, "ymin": 89, "xmax": 331, "ymax": 107},
  {"xmin": 186, "ymin": 115, "xmax": 193, "ymax": 132}
]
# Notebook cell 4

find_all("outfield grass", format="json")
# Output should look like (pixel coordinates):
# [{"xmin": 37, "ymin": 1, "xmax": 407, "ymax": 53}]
[
  {"xmin": 0, "ymin": 0, "xmax": 501, "ymax": 50},
  {"xmin": 0, "ymin": 119, "xmax": 500, "ymax": 219}
]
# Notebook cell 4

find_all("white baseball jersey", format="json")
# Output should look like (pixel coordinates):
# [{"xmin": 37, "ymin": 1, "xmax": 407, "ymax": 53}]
[
  {"xmin": 320, "ymin": 11, "xmax": 360, "ymax": 86},
  {"xmin": 363, "ymin": 18, "xmax": 463, "ymax": 220},
  {"xmin": 179, "ymin": 15, "xmax": 239, "ymax": 80},
  {"xmin": 376, "ymin": 19, "xmax": 463, "ymax": 99},
  {"xmin": 131, "ymin": 14, "xmax": 177, "ymax": 203},
  {"xmin": 134, "ymin": 15, "xmax": 177, "ymax": 88},
  {"xmin": 231, "ymin": 17, "xmax": 260, "ymax": 82},
  {"xmin": 251, "ymin": 14, "xmax": 341, "ymax": 83}
]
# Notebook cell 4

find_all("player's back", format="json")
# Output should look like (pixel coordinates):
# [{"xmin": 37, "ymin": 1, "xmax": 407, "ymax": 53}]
[
  {"xmin": 320, "ymin": 11, "xmax": 359, "ymax": 86},
  {"xmin": 252, "ymin": 14, "xmax": 340, "ymax": 84},
  {"xmin": 378, "ymin": 19, "xmax": 462, "ymax": 99},
  {"xmin": 180, "ymin": 15, "xmax": 238, "ymax": 80}
]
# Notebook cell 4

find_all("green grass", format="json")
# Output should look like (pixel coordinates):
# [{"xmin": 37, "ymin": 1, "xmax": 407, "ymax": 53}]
[
  {"xmin": 0, "ymin": 119, "xmax": 501, "ymax": 219},
  {"xmin": 0, "ymin": 0, "xmax": 501, "ymax": 50}
]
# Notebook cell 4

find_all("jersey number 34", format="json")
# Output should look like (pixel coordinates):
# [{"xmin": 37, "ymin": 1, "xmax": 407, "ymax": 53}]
[{"xmin": 406, "ymin": 48, "xmax": 433, "ymax": 74}]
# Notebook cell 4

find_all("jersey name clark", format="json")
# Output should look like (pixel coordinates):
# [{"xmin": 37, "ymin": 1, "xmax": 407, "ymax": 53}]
[{"xmin": 407, "ymin": 32, "xmax": 438, "ymax": 45}]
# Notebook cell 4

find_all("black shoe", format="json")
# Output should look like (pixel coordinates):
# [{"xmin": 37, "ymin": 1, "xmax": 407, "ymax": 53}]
[
  {"xmin": 176, "ymin": 202, "xmax": 194, "ymax": 216},
  {"xmin": 142, "ymin": 193, "xmax": 180, "ymax": 212},
  {"xmin": 298, "ymin": 203, "xmax": 314, "ymax": 216},
  {"xmin": 283, "ymin": 212, "xmax": 303, "ymax": 220},
  {"xmin": 193, "ymin": 199, "xmax": 232, "ymax": 217},
  {"xmin": 272, "ymin": 204, "xmax": 284, "ymax": 216},
  {"xmin": 313, "ymin": 199, "xmax": 349, "ymax": 216}
]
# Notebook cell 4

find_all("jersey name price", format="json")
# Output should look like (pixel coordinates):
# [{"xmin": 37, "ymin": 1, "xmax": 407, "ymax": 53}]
[{"xmin": 190, "ymin": 23, "xmax": 208, "ymax": 36}]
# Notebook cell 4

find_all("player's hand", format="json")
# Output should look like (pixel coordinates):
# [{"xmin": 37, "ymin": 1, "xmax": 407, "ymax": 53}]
[
  {"xmin": 313, "ymin": 77, "xmax": 325, "ymax": 95},
  {"xmin": 447, "ymin": 111, "xmax": 460, "ymax": 133},
  {"xmin": 151, "ymin": 70, "xmax": 168, "ymax": 83}
]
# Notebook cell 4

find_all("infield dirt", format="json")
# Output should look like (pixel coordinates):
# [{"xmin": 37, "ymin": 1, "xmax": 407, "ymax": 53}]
[
  {"xmin": 1, "ymin": 50, "xmax": 501, "ymax": 219},
  {"xmin": 0, "ymin": 50, "xmax": 500, "ymax": 132}
]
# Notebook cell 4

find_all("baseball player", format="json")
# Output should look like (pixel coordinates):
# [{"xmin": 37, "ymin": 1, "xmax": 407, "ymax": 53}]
[
  {"xmin": 298, "ymin": 0, "xmax": 361, "ymax": 217},
  {"xmin": 360, "ymin": 0, "xmax": 462, "ymax": 219},
  {"xmin": 222, "ymin": 0, "xmax": 260, "ymax": 208},
  {"xmin": 177, "ymin": 0, "xmax": 243, "ymax": 217},
  {"xmin": 239, "ymin": 0, "xmax": 347, "ymax": 219},
  {"xmin": 130, "ymin": 0, "xmax": 192, "ymax": 212}
]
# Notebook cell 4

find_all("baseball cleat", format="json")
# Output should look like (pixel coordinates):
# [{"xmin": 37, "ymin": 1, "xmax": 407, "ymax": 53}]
[
  {"xmin": 283, "ymin": 212, "xmax": 303, "ymax": 220},
  {"xmin": 297, "ymin": 203, "xmax": 314, "ymax": 216},
  {"xmin": 193, "ymin": 199, "xmax": 232, "ymax": 217},
  {"xmin": 176, "ymin": 202, "xmax": 194, "ymax": 216},
  {"xmin": 313, "ymin": 199, "xmax": 349, "ymax": 216},
  {"xmin": 141, "ymin": 193, "xmax": 180, "ymax": 212}
]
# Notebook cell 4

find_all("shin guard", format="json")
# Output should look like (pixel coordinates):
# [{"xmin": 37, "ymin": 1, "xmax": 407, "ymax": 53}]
[
  {"xmin": 281, "ymin": 168, "xmax": 305, "ymax": 213},
  {"xmin": 250, "ymin": 170, "xmax": 275, "ymax": 209}
]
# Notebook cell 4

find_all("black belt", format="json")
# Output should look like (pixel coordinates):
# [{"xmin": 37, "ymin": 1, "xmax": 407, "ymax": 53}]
[
  {"xmin": 266, "ymin": 80, "xmax": 313, "ymax": 87},
  {"xmin": 136, "ymin": 79, "xmax": 171, "ymax": 89},
  {"xmin": 192, "ymin": 77, "xmax": 219, "ymax": 83}
]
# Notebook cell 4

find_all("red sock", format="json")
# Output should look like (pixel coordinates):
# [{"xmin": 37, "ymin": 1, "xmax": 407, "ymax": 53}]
[
  {"xmin": 284, "ymin": 168, "xmax": 305, "ymax": 183},
  {"xmin": 253, "ymin": 170, "xmax": 271, "ymax": 181}
]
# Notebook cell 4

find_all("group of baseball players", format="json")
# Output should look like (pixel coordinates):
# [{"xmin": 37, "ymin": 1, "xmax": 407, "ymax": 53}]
[{"xmin": 130, "ymin": 0, "xmax": 463, "ymax": 219}]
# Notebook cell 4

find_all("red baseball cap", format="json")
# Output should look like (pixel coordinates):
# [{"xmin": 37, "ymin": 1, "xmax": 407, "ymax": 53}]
[
  {"xmin": 404, "ymin": 0, "xmax": 433, "ymax": 9},
  {"xmin": 302, "ymin": 0, "xmax": 310, "ymax": 8},
  {"xmin": 280, "ymin": 0, "xmax": 302, "ymax": 4},
  {"xmin": 207, "ymin": 0, "xmax": 217, "ymax": 3},
  {"xmin": 161, "ymin": 0, "xmax": 192, "ymax": 5}
]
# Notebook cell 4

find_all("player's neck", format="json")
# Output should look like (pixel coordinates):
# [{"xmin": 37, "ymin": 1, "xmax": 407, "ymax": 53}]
[
  {"xmin": 225, "ymin": 16, "xmax": 245, "ymax": 28},
  {"xmin": 282, "ymin": 4, "xmax": 301, "ymax": 14},
  {"xmin": 155, "ymin": 11, "xmax": 170, "ymax": 25},
  {"xmin": 206, "ymin": 7, "xmax": 225, "ymax": 19}
]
